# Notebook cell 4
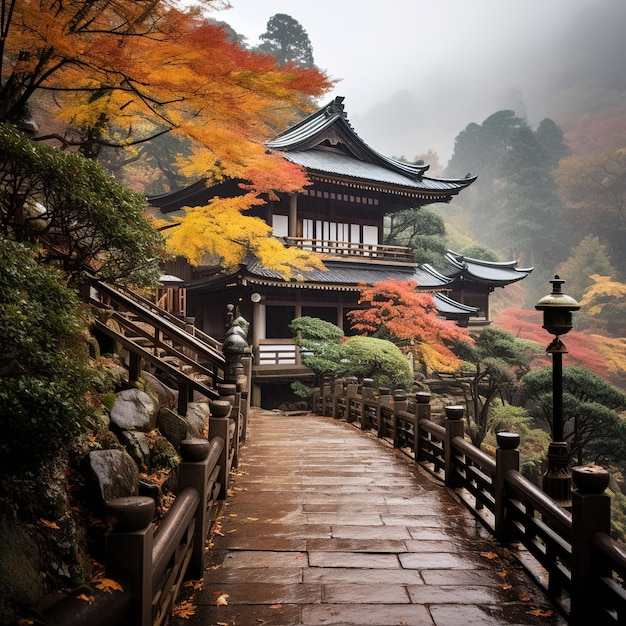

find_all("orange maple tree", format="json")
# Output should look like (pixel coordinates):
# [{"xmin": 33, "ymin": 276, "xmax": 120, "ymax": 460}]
[
  {"xmin": 1, "ymin": 0, "xmax": 334, "ymax": 273},
  {"xmin": 348, "ymin": 279, "xmax": 472, "ymax": 373}
]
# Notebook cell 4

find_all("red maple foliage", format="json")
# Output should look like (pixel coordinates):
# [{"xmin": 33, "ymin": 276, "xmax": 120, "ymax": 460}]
[{"xmin": 494, "ymin": 308, "xmax": 609, "ymax": 377}]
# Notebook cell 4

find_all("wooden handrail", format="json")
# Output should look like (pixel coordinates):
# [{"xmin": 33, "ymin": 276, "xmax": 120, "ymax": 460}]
[
  {"xmin": 315, "ymin": 380, "xmax": 626, "ymax": 622},
  {"xmin": 87, "ymin": 277, "xmax": 225, "ymax": 367}
]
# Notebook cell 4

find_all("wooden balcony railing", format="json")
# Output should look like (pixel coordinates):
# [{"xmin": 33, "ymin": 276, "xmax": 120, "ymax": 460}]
[{"xmin": 284, "ymin": 237, "xmax": 415, "ymax": 263}]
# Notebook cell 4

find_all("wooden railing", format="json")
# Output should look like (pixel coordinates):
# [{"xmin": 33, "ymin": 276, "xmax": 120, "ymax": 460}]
[
  {"xmin": 315, "ymin": 377, "xmax": 626, "ymax": 625},
  {"xmin": 41, "ymin": 435, "xmax": 219, "ymax": 625},
  {"xmin": 41, "ymin": 401, "xmax": 242, "ymax": 626},
  {"xmin": 284, "ymin": 237, "xmax": 415, "ymax": 263},
  {"xmin": 40, "ymin": 280, "xmax": 252, "ymax": 626},
  {"xmin": 85, "ymin": 277, "xmax": 226, "ymax": 414},
  {"xmin": 255, "ymin": 340, "xmax": 299, "ymax": 365}
]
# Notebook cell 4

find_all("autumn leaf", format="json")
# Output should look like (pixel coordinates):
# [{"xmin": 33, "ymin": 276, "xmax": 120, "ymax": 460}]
[
  {"xmin": 172, "ymin": 600, "xmax": 196, "ymax": 618},
  {"xmin": 528, "ymin": 608, "xmax": 554, "ymax": 617},
  {"xmin": 502, "ymin": 583, "xmax": 513, "ymax": 590},
  {"xmin": 518, "ymin": 592, "xmax": 532, "ymax": 601},
  {"xmin": 480, "ymin": 552, "xmax": 499, "ymax": 560},
  {"xmin": 93, "ymin": 577, "xmax": 123, "ymax": 594},
  {"xmin": 39, "ymin": 518, "xmax": 60, "ymax": 529},
  {"xmin": 183, "ymin": 578, "xmax": 204, "ymax": 591},
  {"xmin": 215, "ymin": 593, "xmax": 229, "ymax": 606},
  {"xmin": 76, "ymin": 593, "xmax": 94, "ymax": 604},
  {"xmin": 497, "ymin": 570, "xmax": 508, "ymax": 577},
  {"xmin": 270, "ymin": 604, "xmax": 283, "ymax": 609}
]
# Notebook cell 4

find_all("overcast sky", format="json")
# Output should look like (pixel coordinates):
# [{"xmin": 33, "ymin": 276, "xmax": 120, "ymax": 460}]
[{"xmin": 210, "ymin": 0, "xmax": 626, "ymax": 164}]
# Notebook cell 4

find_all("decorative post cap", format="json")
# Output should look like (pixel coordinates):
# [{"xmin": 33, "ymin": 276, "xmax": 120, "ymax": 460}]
[
  {"xmin": 445, "ymin": 405, "xmax": 464, "ymax": 420},
  {"xmin": 496, "ymin": 431, "xmax": 520, "ymax": 450},
  {"xmin": 572, "ymin": 465, "xmax": 610, "ymax": 494}
]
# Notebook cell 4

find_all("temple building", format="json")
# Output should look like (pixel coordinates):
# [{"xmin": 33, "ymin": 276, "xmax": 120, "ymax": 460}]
[{"xmin": 150, "ymin": 97, "xmax": 532, "ymax": 407}]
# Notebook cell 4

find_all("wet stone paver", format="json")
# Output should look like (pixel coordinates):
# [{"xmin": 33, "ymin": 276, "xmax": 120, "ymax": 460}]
[{"xmin": 177, "ymin": 410, "xmax": 566, "ymax": 626}]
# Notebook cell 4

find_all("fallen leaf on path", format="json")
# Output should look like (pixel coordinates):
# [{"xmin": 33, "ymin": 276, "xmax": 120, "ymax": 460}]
[
  {"xmin": 480, "ymin": 551, "xmax": 499, "ymax": 560},
  {"xmin": 183, "ymin": 578, "xmax": 204, "ymax": 590},
  {"xmin": 172, "ymin": 600, "xmax": 196, "ymax": 618},
  {"xmin": 216, "ymin": 593, "xmax": 229, "ymax": 606},
  {"xmin": 270, "ymin": 604, "xmax": 283, "ymax": 609},
  {"xmin": 93, "ymin": 577, "xmax": 123, "ymax": 593},
  {"xmin": 76, "ymin": 593, "xmax": 93, "ymax": 604},
  {"xmin": 518, "ymin": 592, "xmax": 532, "ymax": 601},
  {"xmin": 528, "ymin": 608, "xmax": 554, "ymax": 617}
]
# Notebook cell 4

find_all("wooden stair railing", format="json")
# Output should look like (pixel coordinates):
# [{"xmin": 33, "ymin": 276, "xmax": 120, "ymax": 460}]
[
  {"xmin": 86, "ymin": 278, "xmax": 226, "ymax": 414},
  {"xmin": 111, "ymin": 282, "xmax": 221, "ymax": 352}
]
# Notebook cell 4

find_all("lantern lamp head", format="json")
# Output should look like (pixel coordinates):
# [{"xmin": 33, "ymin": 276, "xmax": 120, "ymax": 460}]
[{"xmin": 535, "ymin": 275, "xmax": 580, "ymax": 337}]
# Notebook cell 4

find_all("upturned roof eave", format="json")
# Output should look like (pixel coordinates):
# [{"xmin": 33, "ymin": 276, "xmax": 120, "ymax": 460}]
[{"xmin": 266, "ymin": 97, "xmax": 463, "ymax": 184}]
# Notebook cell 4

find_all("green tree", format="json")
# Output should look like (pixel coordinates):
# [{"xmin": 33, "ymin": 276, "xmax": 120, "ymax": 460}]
[
  {"xmin": 0, "ymin": 238, "xmax": 95, "ymax": 476},
  {"xmin": 452, "ymin": 326, "xmax": 542, "ymax": 448},
  {"xmin": 385, "ymin": 206, "xmax": 448, "ymax": 266},
  {"xmin": 535, "ymin": 117, "xmax": 571, "ymax": 169},
  {"xmin": 555, "ymin": 235, "xmax": 615, "ymax": 304},
  {"xmin": 483, "ymin": 402, "xmax": 550, "ymax": 484},
  {"xmin": 459, "ymin": 244, "xmax": 499, "ymax": 262},
  {"xmin": 0, "ymin": 124, "xmax": 164, "ymax": 286},
  {"xmin": 494, "ymin": 125, "xmax": 566, "ymax": 270},
  {"xmin": 521, "ymin": 366, "xmax": 626, "ymax": 467},
  {"xmin": 258, "ymin": 13, "xmax": 316, "ymax": 68},
  {"xmin": 444, "ymin": 111, "xmax": 570, "ymax": 292},
  {"xmin": 290, "ymin": 316, "xmax": 412, "ymax": 394}
]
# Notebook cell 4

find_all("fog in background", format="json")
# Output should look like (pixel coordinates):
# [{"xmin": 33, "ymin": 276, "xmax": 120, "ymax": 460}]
[{"xmin": 214, "ymin": 0, "xmax": 626, "ymax": 162}]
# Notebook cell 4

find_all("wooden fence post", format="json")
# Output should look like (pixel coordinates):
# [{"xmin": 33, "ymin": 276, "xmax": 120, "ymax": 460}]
[
  {"xmin": 360, "ymin": 379, "xmax": 375, "ymax": 429},
  {"xmin": 345, "ymin": 376, "xmax": 359, "ymax": 423},
  {"xmin": 392, "ymin": 389, "xmax": 408, "ymax": 448},
  {"xmin": 494, "ymin": 432, "xmax": 520, "ymax": 542},
  {"xmin": 210, "ymin": 416, "xmax": 230, "ymax": 499},
  {"xmin": 178, "ymin": 438, "xmax": 224, "ymax": 577},
  {"xmin": 444, "ymin": 405, "xmax": 465, "ymax": 489},
  {"xmin": 415, "ymin": 392, "xmax": 431, "ymax": 461},
  {"xmin": 570, "ymin": 465, "xmax": 612, "ymax": 625},
  {"xmin": 377, "ymin": 387, "xmax": 391, "ymax": 437},
  {"xmin": 333, "ymin": 378, "xmax": 344, "ymax": 419},
  {"xmin": 105, "ymin": 497, "xmax": 155, "ymax": 626}
]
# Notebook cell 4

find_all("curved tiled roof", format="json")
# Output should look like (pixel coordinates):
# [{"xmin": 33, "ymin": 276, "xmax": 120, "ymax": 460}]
[
  {"xmin": 434, "ymin": 293, "xmax": 479, "ymax": 315},
  {"xmin": 439, "ymin": 251, "xmax": 533, "ymax": 285},
  {"xmin": 243, "ymin": 259, "xmax": 452, "ymax": 291},
  {"xmin": 266, "ymin": 96, "xmax": 476, "ymax": 198},
  {"xmin": 281, "ymin": 150, "xmax": 469, "ymax": 194}
]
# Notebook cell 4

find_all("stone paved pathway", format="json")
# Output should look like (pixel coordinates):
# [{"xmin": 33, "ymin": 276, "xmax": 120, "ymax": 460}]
[{"xmin": 178, "ymin": 409, "xmax": 566, "ymax": 626}]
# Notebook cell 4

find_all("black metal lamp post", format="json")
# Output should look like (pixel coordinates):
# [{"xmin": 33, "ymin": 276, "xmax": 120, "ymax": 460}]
[{"xmin": 535, "ymin": 275, "xmax": 580, "ymax": 504}]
